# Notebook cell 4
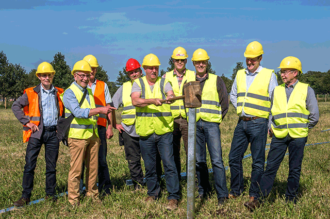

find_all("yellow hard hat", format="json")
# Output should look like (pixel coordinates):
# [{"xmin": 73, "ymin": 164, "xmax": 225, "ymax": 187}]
[
  {"xmin": 83, "ymin": 54, "xmax": 99, "ymax": 68},
  {"xmin": 71, "ymin": 60, "xmax": 92, "ymax": 75},
  {"xmin": 142, "ymin": 54, "xmax": 161, "ymax": 67},
  {"xmin": 172, "ymin": 47, "xmax": 188, "ymax": 59},
  {"xmin": 36, "ymin": 62, "xmax": 55, "ymax": 76},
  {"xmin": 192, "ymin": 48, "xmax": 210, "ymax": 61},
  {"xmin": 278, "ymin": 56, "xmax": 302, "ymax": 73},
  {"xmin": 244, "ymin": 41, "xmax": 264, "ymax": 58}
]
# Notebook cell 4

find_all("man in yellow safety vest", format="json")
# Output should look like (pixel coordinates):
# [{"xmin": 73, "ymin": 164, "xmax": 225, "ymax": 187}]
[
  {"xmin": 131, "ymin": 54, "xmax": 180, "ymax": 211},
  {"xmin": 186, "ymin": 48, "xmax": 229, "ymax": 206},
  {"xmin": 163, "ymin": 47, "xmax": 195, "ymax": 180},
  {"xmin": 229, "ymin": 41, "xmax": 278, "ymax": 203},
  {"xmin": 62, "ymin": 60, "xmax": 114, "ymax": 206},
  {"xmin": 244, "ymin": 56, "xmax": 319, "ymax": 210}
]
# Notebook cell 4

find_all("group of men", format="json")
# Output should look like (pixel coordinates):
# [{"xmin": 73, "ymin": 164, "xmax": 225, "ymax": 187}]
[{"xmin": 11, "ymin": 40, "xmax": 319, "ymax": 212}]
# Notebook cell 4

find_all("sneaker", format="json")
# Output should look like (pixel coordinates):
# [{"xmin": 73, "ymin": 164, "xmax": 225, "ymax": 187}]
[
  {"xmin": 13, "ymin": 197, "xmax": 30, "ymax": 207},
  {"xmin": 166, "ymin": 199, "xmax": 178, "ymax": 211},
  {"xmin": 145, "ymin": 196, "xmax": 156, "ymax": 202}
]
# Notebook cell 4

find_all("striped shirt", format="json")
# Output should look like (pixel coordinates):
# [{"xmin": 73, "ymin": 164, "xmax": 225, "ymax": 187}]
[
  {"xmin": 162, "ymin": 69, "xmax": 186, "ymax": 88},
  {"xmin": 41, "ymin": 85, "xmax": 58, "ymax": 126}
]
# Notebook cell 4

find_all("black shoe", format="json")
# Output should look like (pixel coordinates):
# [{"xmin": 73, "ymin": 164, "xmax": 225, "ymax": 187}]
[
  {"xmin": 218, "ymin": 197, "xmax": 228, "ymax": 206},
  {"xmin": 13, "ymin": 197, "xmax": 30, "ymax": 207},
  {"xmin": 196, "ymin": 193, "xmax": 209, "ymax": 200},
  {"xmin": 45, "ymin": 195, "xmax": 57, "ymax": 202}
]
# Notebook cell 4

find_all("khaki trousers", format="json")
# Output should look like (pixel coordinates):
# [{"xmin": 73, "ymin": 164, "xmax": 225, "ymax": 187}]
[{"xmin": 68, "ymin": 133, "xmax": 100, "ymax": 205}]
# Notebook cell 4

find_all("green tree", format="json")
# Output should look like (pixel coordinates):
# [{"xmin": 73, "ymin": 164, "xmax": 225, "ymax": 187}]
[
  {"xmin": 275, "ymin": 71, "xmax": 283, "ymax": 85},
  {"xmin": 206, "ymin": 61, "xmax": 216, "ymax": 74},
  {"xmin": 220, "ymin": 74, "xmax": 233, "ymax": 92},
  {"xmin": 51, "ymin": 52, "xmax": 73, "ymax": 89},
  {"xmin": 116, "ymin": 68, "xmax": 130, "ymax": 86},
  {"xmin": 107, "ymin": 81, "xmax": 118, "ymax": 96},
  {"xmin": 95, "ymin": 65, "xmax": 109, "ymax": 82},
  {"xmin": 0, "ymin": 51, "xmax": 9, "ymax": 102},
  {"xmin": 231, "ymin": 62, "xmax": 244, "ymax": 81},
  {"xmin": 26, "ymin": 69, "xmax": 40, "ymax": 88}
]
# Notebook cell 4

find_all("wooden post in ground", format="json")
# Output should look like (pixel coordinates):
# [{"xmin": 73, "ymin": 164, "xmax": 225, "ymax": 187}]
[
  {"xmin": 4, "ymin": 97, "xmax": 7, "ymax": 109},
  {"xmin": 325, "ymin": 94, "xmax": 327, "ymax": 102}
]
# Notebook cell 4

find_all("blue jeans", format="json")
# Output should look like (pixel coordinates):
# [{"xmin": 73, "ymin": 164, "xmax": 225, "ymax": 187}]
[
  {"xmin": 140, "ymin": 132, "xmax": 180, "ymax": 200},
  {"xmin": 196, "ymin": 120, "xmax": 228, "ymax": 199},
  {"xmin": 80, "ymin": 126, "xmax": 112, "ymax": 195},
  {"xmin": 229, "ymin": 118, "xmax": 268, "ymax": 197},
  {"xmin": 22, "ymin": 128, "xmax": 59, "ymax": 198},
  {"xmin": 258, "ymin": 135, "xmax": 307, "ymax": 200}
]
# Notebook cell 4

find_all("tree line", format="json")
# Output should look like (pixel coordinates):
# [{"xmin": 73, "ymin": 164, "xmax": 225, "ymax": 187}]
[{"xmin": 1, "ymin": 50, "xmax": 329, "ymax": 104}]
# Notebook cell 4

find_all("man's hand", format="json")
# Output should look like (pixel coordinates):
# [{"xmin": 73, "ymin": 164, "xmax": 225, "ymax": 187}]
[
  {"xmin": 99, "ymin": 105, "xmax": 116, "ymax": 115},
  {"xmin": 153, "ymin": 99, "xmax": 162, "ymax": 106},
  {"xmin": 268, "ymin": 128, "xmax": 273, "ymax": 138},
  {"xmin": 116, "ymin": 124, "xmax": 125, "ymax": 133},
  {"xmin": 106, "ymin": 127, "xmax": 114, "ymax": 139},
  {"xmin": 166, "ymin": 95, "xmax": 174, "ymax": 104},
  {"xmin": 26, "ymin": 122, "xmax": 39, "ymax": 133}
]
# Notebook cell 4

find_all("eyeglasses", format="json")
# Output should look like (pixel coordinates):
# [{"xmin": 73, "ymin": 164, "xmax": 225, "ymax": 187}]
[
  {"xmin": 174, "ymin": 59, "xmax": 186, "ymax": 63},
  {"xmin": 194, "ymin": 61, "xmax": 208, "ymax": 65},
  {"xmin": 76, "ymin": 73, "xmax": 90, "ymax": 79},
  {"xmin": 246, "ymin": 58, "xmax": 260, "ymax": 62},
  {"xmin": 39, "ymin": 74, "xmax": 54, "ymax": 78},
  {"xmin": 280, "ymin": 70, "xmax": 295, "ymax": 75}
]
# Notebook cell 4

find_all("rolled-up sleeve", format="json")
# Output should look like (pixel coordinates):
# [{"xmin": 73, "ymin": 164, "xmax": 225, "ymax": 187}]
[
  {"xmin": 62, "ymin": 88, "xmax": 90, "ymax": 118},
  {"xmin": 306, "ymin": 86, "xmax": 319, "ymax": 129},
  {"xmin": 12, "ymin": 93, "xmax": 30, "ymax": 125},
  {"xmin": 230, "ymin": 77, "xmax": 238, "ymax": 109}
]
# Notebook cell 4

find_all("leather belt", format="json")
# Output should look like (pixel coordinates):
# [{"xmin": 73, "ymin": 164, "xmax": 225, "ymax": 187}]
[
  {"xmin": 44, "ymin": 126, "xmax": 57, "ymax": 132},
  {"xmin": 239, "ymin": 116, "xmax": 260, "ymax": 121}
]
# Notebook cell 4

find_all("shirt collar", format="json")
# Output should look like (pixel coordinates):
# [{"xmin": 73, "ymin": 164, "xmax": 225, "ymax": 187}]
[
  {"xmin": 41, "ymin": 85, "xmax": 55, "ymax": 94},
  {"xmin": 245, "ymin": 66, "xmax": 263, "ymax": 75},
  {"xmin": 173, "ymin": 69, "xmax": 186, "ymax": 77},
  {"xmin": 74, "ymin": 81, "xmax": 87, "ymax": 92},
  {"xmin": 285, "ymin": 80, "xmax": 299, "ymax": 88}
]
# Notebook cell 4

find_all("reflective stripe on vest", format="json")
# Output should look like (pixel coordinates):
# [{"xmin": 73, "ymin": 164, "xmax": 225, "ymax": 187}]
[
  {"xmin": 186, "ymin": 73, "xmax": 222, "ymax": 123},
  {"xmin": 22, "ymin": 86, "xmax": 64, "ymax": 143},
  {"xmin": 121, "ymin": 81, "xmax": 136, "ymax": 125},
  {"xmin": 271, "ymin": 82, "xmax": 310, "ymax": 138},
  {"xmin": 236, "ymin": 68, "xmax": 274, "ymax": 118},
  {"xmin": 164, "ymin": 69, "xmax": 195, "ymax": 118},
  {"xmin": 94, "ymin": 80, "xmax": 107, "ymax": 127},
  {"xmin": 134, "ymin": 76, "xmax": 173, "ymax": 137},
  {"xmin": 61, "ymin": 83, "xmax": 99, "ymax": 139}
]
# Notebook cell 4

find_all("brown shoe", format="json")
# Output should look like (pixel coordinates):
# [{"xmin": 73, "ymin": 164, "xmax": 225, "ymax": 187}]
[
  {"xmin": 71, "ymin": 201, "xmax": 80, "ymax": 208},
  {"xmin": 145, "ymin": 196, "xmax": 156, "ymax": 202},
  {"xmin": 45, "ymin": 195, "xmax": 57, "ymax": 202},
  {"xmin": 13, "ymin": 197, "xmax": 30, "ymax": 207},
  {"xmin": 244, "ymin": 197, "xmax": 260, "ymax": 211},
  {"xmin": 228, "ymin": 194, "xmax": 238, "ymax": 199},
  {"xmin": 166, "ymin": 199, "xmax": 178, "ymax": 211}
]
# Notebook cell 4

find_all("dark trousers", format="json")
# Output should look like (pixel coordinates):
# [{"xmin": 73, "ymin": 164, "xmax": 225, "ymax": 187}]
[
  {"xmin": 122, "ymin": 131, "xmax": 144, "ymax": 185},
  {"xmin": 258, "ymin": 135, "xmax": 307, "ymax": 200},
  {"xmin": 140, "ymin": 132, "xmax": 180, "ymax": 200},
  {"xmin": 195, "ymin": 120, "xmax": 228, "ymax": 199},
  {"xmin": 81, "ymin": 126, "xmax": 112, "ymax": 195},
  {"xmin": 22, "ymin": 128, "xmax": 59, "ymax": 198},
  {"xmin": 229, "ymin": 118, "xmax": 268, "ymax": 197},
  {"xmin": 173, "ymin": 117, "xmax": 188, "ymax": 180}
]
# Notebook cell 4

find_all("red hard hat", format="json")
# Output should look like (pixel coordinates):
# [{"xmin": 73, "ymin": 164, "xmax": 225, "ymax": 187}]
[{"xmin": 126, "ymin": 58, "xmax": 141, "ymax": 72}]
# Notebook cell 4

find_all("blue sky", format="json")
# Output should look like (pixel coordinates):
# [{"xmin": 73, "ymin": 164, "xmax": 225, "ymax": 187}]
[{"xmin": 1, "ymin": 0, "xmax": 329, "ymax": 81}]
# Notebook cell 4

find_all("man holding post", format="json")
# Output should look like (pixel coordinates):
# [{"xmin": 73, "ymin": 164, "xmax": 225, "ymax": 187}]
[
  {"xmin": 131, "ymin": 54, "xmax": 180, "ymax": 210},
  {"xmin": 62, "ymin": 60, "xmax": 114, "ymax": 206},
  {"xmin": 186, "ymin": 48, "xmax": 229, "ymax": 206},
  {"xmin": 229, "ymin": 41, "xmax": 278, "ymax": 202},
  {"xmin": 244, "ymin": 56, "xmax": 319, "ymax": 210},
  {"xmin": 12, "ymin": 62, "xmax": 64, "ymax": 206},
  {"xmin": 82, "ymin": 54, "xmax": 113, "ymax": 196},
  {"xmin": 163, "ymin": 47, "xmax": 195, "ymax": 180}
]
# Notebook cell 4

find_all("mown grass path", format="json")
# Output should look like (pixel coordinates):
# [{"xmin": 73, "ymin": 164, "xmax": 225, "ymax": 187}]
[{"xmin": 0, "ymin": 103, "xmax": 329, "ymax": 218}]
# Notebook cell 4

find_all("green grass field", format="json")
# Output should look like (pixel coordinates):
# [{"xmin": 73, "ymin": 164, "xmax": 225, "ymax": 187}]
[{"xmin": 0, "ymin": 103, "xmax": 329, "ymax": 218}]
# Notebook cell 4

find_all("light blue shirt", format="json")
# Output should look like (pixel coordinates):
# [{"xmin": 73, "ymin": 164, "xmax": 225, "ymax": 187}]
[
  {"xmin": 230, "ymin": 66, "xmax": 278, "ymax": 117},
  {"xmin": 41, "ymin": 85, "xmax": 58, "ymax": 126},
  {"xmin": 62, "ymin": 82, "xmax": 91, "ymax": 119},
  {"xmin": 87, "ymin": 79, "xmax": 112, "ymax": 104}
]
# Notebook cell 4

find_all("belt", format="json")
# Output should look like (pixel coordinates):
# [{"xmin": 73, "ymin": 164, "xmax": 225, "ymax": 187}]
[
  {"xmin": 44, "ymin": 126, "xmax": 57, "ymax": 132},
  {"xmin": 239, "ymin": 116, "xmax": 260, "ymax": 121}
]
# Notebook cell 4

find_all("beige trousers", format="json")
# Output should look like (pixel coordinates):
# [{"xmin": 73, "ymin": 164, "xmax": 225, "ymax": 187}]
[{"xmin": 67, "ymin": 133, "xmax": 100, "ymax": 205}]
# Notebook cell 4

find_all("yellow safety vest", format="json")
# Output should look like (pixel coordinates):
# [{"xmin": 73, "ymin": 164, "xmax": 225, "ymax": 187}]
[
  {"xmin": 62, "ymin": 83, "xmax": 99, "ymax": 139},
  {"xmin": 186, "ymin": 73, "xmax": 222, "ymax": 123},
  {"xmin": 164, "ymin": 69, "xmax": 195, "ymax": 119},
  {"xmin": 122, "ymin": 81, "xmax": 136, "ymax": 126},
  {"xmin": 134, "ymin": 76, "xmax": 174, "ymax": 137},
  {"xmin": 236, "ymin": 68, "xmax": 274, "ymax": 118},
  {"xmin": 271, "ymin": 82, "xmax": 310, "ymax": 138}
]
